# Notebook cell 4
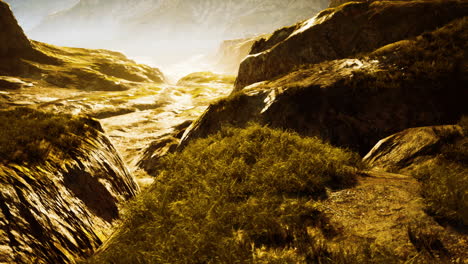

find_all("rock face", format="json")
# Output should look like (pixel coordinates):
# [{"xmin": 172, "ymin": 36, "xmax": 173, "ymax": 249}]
[
  {"xmin": 234, "ymin": 0, "xmax": 468, "ymax": 91},
  {"xmin": 0, "ymin": 0, "xmax": 165, "ymax": 91},
  {"xmin": 181, "ymin": 12, "xmax": 468, "ymax": 154},
  {"xmin": 0, "ymin": 116, "xmax": 139, "ymax": 264},
  {"xmin": 363, "ymin": 125, "xmax": 465, "ymax": 172},
  {"xmin": 0, "ymin": 0, "xmax": 32, "ymax": 57}
]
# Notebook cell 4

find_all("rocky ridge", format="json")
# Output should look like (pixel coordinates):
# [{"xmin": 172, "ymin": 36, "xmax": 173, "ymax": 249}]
[{"xmin": 235, "ymin": 0, "xmax": 468, "ymax": 91}]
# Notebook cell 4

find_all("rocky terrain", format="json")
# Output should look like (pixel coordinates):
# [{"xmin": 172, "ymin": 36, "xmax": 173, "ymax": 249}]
[
  {"xmin": 182, "ymin": 0, "xmax": 468, "ymax": 155},
  {"xmin": 0, "ymin": 1, "xmax": 233, "ymax": 262},
  {"xmin": 1, "ymin": 0, "xmax": 467, "ymax": 263}
]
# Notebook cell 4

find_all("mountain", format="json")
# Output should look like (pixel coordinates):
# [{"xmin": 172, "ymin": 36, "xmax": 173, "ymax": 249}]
[
  {"xmin": 0, "ymin": 0, "xmax": 164, "ymax": 91},
  {"xmin": 28, "ymin": 0, "xmax": 328, "ymax": 66},
  {"xmin": 0, "ymin": 0, "xmax": 33, "ymax": 57},
  {"xmin": 181, "ymin": 0, "xmax": 468, "ymax": 155},
  {"xmin": 234, "ymin": 0, "xmax": 468, "ymax": 90}
]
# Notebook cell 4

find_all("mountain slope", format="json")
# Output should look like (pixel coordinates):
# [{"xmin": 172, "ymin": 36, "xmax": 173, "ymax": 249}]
[
  {"xmin": 0, "ymin": 0, "xmax": 164, "ymax": 91},
  {"xmin": 235, "ymin": 0, "xmax": 468, "ymax": 90},
  {"xmin": 181, "ymin": 1, "xmax": 468, "ymax": 155}
]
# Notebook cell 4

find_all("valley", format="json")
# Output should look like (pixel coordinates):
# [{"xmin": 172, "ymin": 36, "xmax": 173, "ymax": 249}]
[{"xmin": 0, "ymin": 0, "xmax": 467, "ymax": 263}]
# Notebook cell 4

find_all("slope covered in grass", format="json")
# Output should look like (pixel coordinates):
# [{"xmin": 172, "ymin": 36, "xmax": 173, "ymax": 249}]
[
  {"xmin": 90, "ymin": 124, "xmax": 362, "ymax": 263},
  {"xmin": 0, "ymin": 107, "xmax": 99, "ymax": 164}
]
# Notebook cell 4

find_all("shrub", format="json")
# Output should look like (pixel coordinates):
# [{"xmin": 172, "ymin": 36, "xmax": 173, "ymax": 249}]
[
  {"xmin": 90, "ymin": 124, "xmax": 362, "ymax": 263},
  {"xmin": 0, "ymin": 107, "xmax": 97, "ymax": 164},
  {"xmin": 414, "ymin": 159, "xmax": 468, "ymax": 227},
  {"xmin": 413, "ymin": 132, "xmax": 468, "ymax": 227}
]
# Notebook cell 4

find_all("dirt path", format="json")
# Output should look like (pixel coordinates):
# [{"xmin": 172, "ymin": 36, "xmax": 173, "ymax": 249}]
[{"xmin": 319, "ymin": 170, "xmax": 468, "ymax": 261}]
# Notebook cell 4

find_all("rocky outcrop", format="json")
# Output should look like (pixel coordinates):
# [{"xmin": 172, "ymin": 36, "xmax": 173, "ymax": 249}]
[
  {"xmin": 181, "ymin": 15, "xmax": 468, "ymax": 154},
  {"xmin": 235, "ymin": 0, "xmax": 468, "ymax": 91},
  {"xmin": 0, "ymin": 76, "xmax": 33, "ymax": 90},
  {"xmin": 0, "ymin": 113, "xmax": 139, "ymax": 264},
  {"xmin": 363, "ymin": 125, "xmax": 465, "ymax": 172},
  {"xmin": 0, "ymin": 0, "xmax": 32, "ymax": 57},
  {"xmin": 0, "ymin": 0, "xmax": 165, "ymax": 91}
]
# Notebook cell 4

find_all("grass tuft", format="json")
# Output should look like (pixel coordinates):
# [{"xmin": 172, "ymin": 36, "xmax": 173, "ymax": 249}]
[{"xmin": 89, "ymin": 124, "xmax": 362, "ymax": 263}]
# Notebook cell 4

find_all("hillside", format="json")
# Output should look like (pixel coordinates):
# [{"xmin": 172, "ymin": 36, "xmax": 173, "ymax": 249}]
[
  {"xmin": 0, "ymin": 0, "xmax": 164, "ymax": 92},
  {"xmin": 182, "ymin": 0, "xmax": 468, "ymax": 155},
  {"xmin": 87, "ymin": 1, "xmax": 468, "ymax": 263}
]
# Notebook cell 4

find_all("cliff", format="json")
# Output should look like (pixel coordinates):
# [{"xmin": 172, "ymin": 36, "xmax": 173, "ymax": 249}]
[{"xmin": 211, "ymin": 35, "xmax": 269, "ymax": 75}]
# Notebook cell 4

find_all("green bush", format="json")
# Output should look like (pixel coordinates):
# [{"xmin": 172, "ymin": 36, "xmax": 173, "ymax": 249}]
[
  {"xmin": 90, "ymin": 124, "xmax": 361, "ymax": 263},
  {"xmin": 0, "ymin": 107, "xmax": 97, "ymax": 164}
]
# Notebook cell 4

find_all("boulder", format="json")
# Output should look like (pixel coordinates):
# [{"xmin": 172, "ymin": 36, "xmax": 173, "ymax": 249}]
[{"xmin": 363, "ymin": 125, "xmax": 465, "ymax": 171}]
